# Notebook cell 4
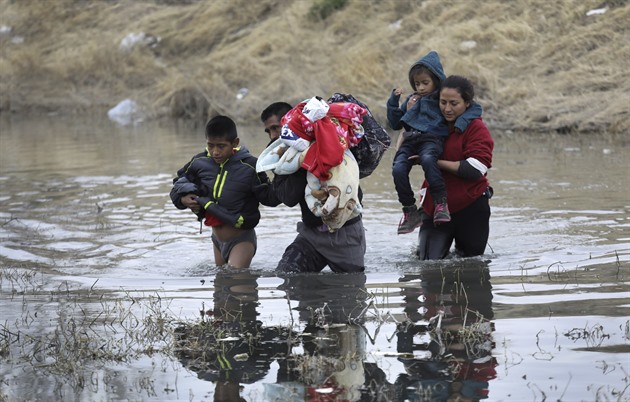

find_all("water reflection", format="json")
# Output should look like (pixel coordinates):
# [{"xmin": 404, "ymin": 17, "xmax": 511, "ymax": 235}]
[
  {"xmin": 174, "ymin": 270, "xmax": 291, "ymax": 401},
  {"xmin": 272, "ymin": 273, "xmax": 369, "ymax": 401},
  {"xmin": 394, "ymin": 262, "xmax": 496, "ymax": 401},
  {"xmin": 174, "ymin": 265, "xmax": 497, "ymax": 401}
]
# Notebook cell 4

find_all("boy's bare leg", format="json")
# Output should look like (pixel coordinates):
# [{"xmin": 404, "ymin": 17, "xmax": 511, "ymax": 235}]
[
  {"xmin": 213, "ymin": 245, "xmax": 226, "ymax": 267},
  {"xmin": 227, "ymin": 241, "xmax": 255, "ymax": 268}
]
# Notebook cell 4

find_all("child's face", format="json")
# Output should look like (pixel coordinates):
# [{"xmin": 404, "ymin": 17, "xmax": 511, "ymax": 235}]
[
  {"xmin": 206, "ymin": 136, "xmax": 238, "ymax": 165},
  {"xmin": 412, "ymin": 71, "xmax": 436, "ymax": 97}
]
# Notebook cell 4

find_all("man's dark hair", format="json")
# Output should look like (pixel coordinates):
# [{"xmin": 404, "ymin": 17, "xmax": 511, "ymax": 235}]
[
  {"xmin": 205, "ymin": 115, "xmax": 237, "ymax": 141},
  {"xmin": 260, "ymin": 102, "xmax": 292, "ymax": 122}
]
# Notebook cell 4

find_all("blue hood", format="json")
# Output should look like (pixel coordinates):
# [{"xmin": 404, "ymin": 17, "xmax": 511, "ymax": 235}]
[{"xmin": 408, "ymin": 50, "xmax": 446, "ymax": 90}]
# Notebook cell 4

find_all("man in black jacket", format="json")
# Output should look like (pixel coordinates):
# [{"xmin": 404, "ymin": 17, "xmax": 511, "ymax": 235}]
[{"xmin": 261, "ymin": 103, "xmax": 366, "ymax": 273}]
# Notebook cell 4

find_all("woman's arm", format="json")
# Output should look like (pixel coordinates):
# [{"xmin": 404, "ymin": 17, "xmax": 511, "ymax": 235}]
[
  {"xmin": 437, "ymin": 159, "xmax": 460, "ymax": 175},
  {"xmin": 438, "ymin": 120, "xmax": 493, "ymax": 179}
]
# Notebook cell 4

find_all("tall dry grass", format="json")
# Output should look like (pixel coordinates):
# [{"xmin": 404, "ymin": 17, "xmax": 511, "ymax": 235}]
[{"xmin": 0, "ymin": 0, "xmax": 627, "ymax": 133}]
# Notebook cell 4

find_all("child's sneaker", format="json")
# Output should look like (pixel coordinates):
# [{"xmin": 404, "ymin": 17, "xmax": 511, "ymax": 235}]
[
  {"xmin": 397, "ymin": 205, "xmax": 423, "ymax": 234},
  {"xmin": 433, "ymin": 200, "xmax": 451, "ymax": 224}
]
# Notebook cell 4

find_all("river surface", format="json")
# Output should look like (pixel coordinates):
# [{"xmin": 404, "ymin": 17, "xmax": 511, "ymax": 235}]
[{"xmin": 0, "ymin": 115, "xmax": 628, "ymax": 402}]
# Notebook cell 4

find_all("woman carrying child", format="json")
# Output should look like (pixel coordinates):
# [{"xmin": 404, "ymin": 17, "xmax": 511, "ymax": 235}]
[
  {"xmin": 416, "ymin": 75, "xmax": 494, "ymax": 260},
  {"xmin": 387, "ymin": 50, "xmax": 482, "ymax": 234}
]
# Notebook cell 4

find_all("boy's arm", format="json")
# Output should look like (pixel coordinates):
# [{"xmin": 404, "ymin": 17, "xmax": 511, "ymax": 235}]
[
  {"xmin": 454, "ymin": 102, "xmax": 483, "ymax": 133},
  {"xmin": 170, "ymin": 175, "xmax": 199, "ymax": 210},
  {"xmin": 170, "ymin": 153, "xmax": 207, "ymax": 209}
]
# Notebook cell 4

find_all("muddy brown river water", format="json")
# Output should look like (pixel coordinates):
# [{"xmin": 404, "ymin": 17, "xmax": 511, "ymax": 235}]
[{"xmin": 0, "ymin": 115, "xmax": 628, "ymax": 401}]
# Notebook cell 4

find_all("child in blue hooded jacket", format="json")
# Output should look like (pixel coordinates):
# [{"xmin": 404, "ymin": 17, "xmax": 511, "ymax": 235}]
[{"xmin": 387, "ymin": 50, "xmax": 482, "ymax": 234}]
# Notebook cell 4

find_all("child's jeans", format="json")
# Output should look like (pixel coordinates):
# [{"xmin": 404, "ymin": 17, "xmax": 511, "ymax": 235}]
[{"xmin": 392, "ymin": 132, "xmax": 446, "ymax": 207}]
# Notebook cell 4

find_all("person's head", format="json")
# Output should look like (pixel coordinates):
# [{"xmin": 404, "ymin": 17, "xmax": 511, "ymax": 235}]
[
  {"xmin": 205, "ymin": 115, "xmax": 238, "ymax": 164},
  {"xmin": 260, "ymin": 102, "xmax": 292, "ymax": 141},
  {"xmin": 439, "ymin": 75, "xmax": 475, "ymax": 125},
  {"xmin": 408, "ymin": 50, "xmax": 445, "ymax": 97},
  {"xmin": 409, "ymin": 65, "xmax": 439, "ymax": 97}
]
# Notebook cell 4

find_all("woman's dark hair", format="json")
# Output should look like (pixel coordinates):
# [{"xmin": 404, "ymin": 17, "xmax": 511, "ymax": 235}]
[
  {"xmin": 409, "ymin": 64, "xmax": 441, "ymax": 91},
  {"xmin": 205, "ymin": 115, "xmax": 237, "ymax": 141},
  {"xmin": 441, "ymin": 75, "xmax": 475, "ymax": 103}
]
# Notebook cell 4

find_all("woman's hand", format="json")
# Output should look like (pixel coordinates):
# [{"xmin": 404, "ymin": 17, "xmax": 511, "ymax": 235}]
[{"xmin": 437, "ymin": 159, "xmax": 461, "ymax": 175}]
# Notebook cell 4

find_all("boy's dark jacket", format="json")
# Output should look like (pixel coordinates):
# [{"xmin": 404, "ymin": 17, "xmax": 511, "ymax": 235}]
[
  {"xmin": 170, "ymin": 146, "xmax": 279, "ymax": 230},
  {"xmin": 386, "ymin": 50, "xmax": 482, "ymax": 135}
]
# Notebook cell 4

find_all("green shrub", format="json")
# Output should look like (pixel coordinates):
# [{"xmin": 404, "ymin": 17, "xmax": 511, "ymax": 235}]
[{"xmin": 308, "ymin": 0, "xmax": 348, "ymax": 21}]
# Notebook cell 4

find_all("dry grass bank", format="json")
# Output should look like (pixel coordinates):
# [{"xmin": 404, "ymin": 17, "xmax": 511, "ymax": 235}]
[{"xmin": 0, "ymin": 0, "xmax": 628, "ymax": 134}]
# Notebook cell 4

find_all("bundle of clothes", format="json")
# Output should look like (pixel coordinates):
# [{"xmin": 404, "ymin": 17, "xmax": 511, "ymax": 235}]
[{"xmin": 257, "ymin": 94, "xmax": 390, "ymax": 232}]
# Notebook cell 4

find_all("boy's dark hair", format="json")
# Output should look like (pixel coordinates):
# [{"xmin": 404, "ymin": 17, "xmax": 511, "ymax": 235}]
[
  {"xmin": 409, "ymin": 65, "xmax": 441, "ymax": 92},
  {"xmin": 441, "ymin": 75, "xmax": 475, "ymax": 103},
  {"xmin": 205, "ymin": 115, "xmax": 237, "ymax": 141},
  {"xmin": 260, "ymin": 102, "xmax": 292, "ymax": 122}
]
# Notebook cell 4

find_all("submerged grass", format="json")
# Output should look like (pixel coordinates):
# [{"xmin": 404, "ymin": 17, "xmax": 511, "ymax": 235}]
[
  {"xmin": 0, "ymin": 0, "xmax": 628, "ymax": 133},
  {"xmin": 0, "ymin": 269, "xmax": 178, "ymax": 395},
  {"xmin": 1, "ymin": 264, "xmax": 627, "ymax": 400}
]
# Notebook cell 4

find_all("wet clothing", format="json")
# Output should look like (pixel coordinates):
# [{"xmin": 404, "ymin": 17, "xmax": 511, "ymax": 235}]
[
  {"xmin": 271, "ymin": 168, "xmax": 366, "ymax": 273},
  {"xmin": 416, "ymin": 190, "xmax": 492, "ymax": 260},
  {"xmin": 277, "ymin": 220, "xmax": 366, "ymax": 273},
  {"xmin": 170, "ymin": 146, "xmax": 279, "ymax": 230},
  {"xmin": 211, "ymin": 229, "xmax": 257, "ymax": 263},
  {"xmin": 417, "ymin": 118, "xmax": 494, "ymax": 260}
]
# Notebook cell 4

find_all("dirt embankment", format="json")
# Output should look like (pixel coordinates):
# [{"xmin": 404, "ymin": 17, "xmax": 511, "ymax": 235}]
[{"xmin": 0, "ymin": 0, "xmax": 628, "ymax": 134}]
